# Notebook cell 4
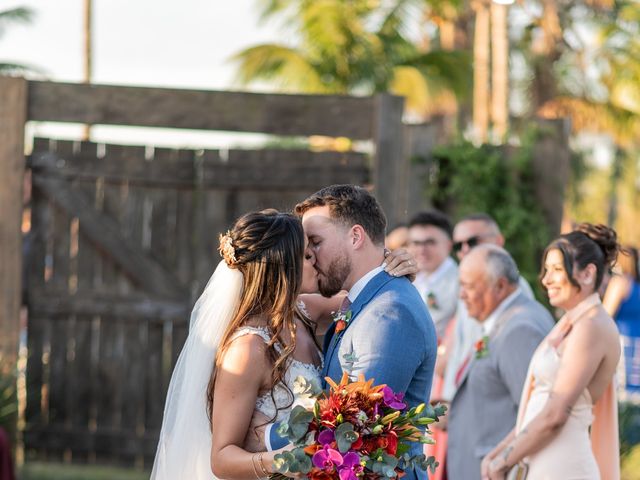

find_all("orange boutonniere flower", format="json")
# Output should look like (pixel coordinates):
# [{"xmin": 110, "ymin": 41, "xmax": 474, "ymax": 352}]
[
  {"xmin": 332, "ymin": 310, "xmax": 352, "ymax": 334},
  {"xmin": 475, "ymin": 335, "xmax": 490, "ymax": 359}
]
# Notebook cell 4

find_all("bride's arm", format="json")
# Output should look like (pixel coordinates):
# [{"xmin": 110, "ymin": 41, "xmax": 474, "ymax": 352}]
[
  {"xmin": 210, "ymin": 334, "xmax": 280, "ymax": 479},
  {"xmin": 487, "ymin": 319, "xmax": 604, "ymax": 477}
]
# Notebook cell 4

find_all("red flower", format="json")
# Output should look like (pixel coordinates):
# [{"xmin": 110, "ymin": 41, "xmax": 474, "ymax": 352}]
[
  {"xmin": 309, "ymin": 468, "xmax": 335, "ymax": 480},
  {"xmin": 335, "ymin": 319, "xmax": 347, "ymax": 334},
  {"xmin": 385, "ymin": 432, "xmax": 398, "ymax": 455}
]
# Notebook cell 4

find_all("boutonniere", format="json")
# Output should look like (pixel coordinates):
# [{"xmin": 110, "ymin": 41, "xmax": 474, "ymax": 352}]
[
  {"xmin": 475, "ymin": 335, "xmax": 490, "ymax": 359},
  {"xmin": 333, "ymin": 309, "xmax": 352, "ymax": 334},
  {"xmin": 426, "ymin": 292, "xmax": 439, "ymax": 310}
]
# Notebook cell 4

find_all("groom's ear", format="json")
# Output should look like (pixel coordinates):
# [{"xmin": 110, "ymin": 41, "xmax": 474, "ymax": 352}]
[{"xmin": 350, "ymin": 224, "xmax": 367, "ymax": 250}]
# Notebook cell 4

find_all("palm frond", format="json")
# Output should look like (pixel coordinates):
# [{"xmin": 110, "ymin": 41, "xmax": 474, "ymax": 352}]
[
  {"xmin": 400, "ymin": 49, "xmax": 472, "ymax": 100},
  {"xmin": 0, "ymin": 7, "xmax": 34, "ymax": 28},
  {"xmin": 231, "ymin": 44, "xmax": 330, "ymax": 93}
]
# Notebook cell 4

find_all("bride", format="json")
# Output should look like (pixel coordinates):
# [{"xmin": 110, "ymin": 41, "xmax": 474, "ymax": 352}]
[{"xmin": 151, "ymin": 209, "xmax": 416, "ymax": 479}]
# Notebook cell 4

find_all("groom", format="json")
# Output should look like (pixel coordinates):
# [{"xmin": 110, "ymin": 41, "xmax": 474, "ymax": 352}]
[{"xmin": 271, "ymin": 185, "xmax": 437, "ymax": 479}]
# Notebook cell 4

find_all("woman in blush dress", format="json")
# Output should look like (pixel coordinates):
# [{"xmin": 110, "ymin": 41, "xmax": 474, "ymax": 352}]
[{"xmin": 482, "ymin": 223, "xmax": 621, "ymax": 480}]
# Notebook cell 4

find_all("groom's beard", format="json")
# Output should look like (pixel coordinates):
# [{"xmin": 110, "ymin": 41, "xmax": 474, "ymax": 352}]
[{"xmin": 317, "ymin": 255, "xmax": 351, "ymax": 297}]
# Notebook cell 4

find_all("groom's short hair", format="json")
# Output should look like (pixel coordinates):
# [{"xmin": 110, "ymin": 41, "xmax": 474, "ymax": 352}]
[{"xmin": 295, "ymin": 184, "xmax": 387, "ymax": 245}]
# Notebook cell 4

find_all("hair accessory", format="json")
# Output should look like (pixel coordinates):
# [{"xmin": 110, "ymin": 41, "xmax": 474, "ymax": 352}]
[{"xmin": 219, "ymin": 231, "xmax": 237, "ymax": 265}]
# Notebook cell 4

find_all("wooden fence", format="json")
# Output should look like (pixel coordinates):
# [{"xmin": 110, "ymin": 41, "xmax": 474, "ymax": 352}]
[{"xmin": 0, "ymin": 77, "xmax": 405, "ymax": 466}]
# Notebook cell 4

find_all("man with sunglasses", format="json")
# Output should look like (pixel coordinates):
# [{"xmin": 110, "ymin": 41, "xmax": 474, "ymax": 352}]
[{"xmin": 407, "ymin": 210, "xmax": 458, "ymax": 339}]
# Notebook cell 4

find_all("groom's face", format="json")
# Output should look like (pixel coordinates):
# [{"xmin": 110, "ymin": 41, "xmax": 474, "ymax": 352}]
[{"xmin": 302, "ymin": 205, "xmax": 352, "ymax": 297}]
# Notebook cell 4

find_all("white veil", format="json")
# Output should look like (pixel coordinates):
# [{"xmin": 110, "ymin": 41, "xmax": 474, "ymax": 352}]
[{"xmin": 151, "ymin": 260, "xmax": 243, "ymax": 480}]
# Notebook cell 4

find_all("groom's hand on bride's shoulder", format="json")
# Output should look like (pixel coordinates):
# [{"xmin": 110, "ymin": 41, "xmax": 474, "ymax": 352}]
[{"xmin": 243, "ymin": 411, "xmax": 270, "ymax": 452}]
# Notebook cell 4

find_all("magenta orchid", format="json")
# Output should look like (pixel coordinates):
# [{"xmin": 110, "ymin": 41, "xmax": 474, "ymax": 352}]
[
  {"xmin": 382, "ymin": 386, "xmax": 407, "ymax": 410},
  {"xmin": 312, "ymin": 445, "xmax": 344, "ymax": 470},
  {"xmin": 337, "ymin": 452, "xmax": 362, "ymax": 480}
]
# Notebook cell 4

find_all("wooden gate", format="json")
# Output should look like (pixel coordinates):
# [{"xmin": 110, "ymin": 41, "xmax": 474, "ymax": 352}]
[
  {"xmin": 23, "ymin": 137, "xmax": 368, "ymax": 466},
  {"xmin": 0, "ymin": 77, "xmax": 408, "ymax": 466}
]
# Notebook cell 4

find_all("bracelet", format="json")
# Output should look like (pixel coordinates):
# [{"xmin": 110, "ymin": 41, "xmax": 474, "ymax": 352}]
[
  {"xmin": 258, "ymin": 452, "xmax": 270, "ymax": 477},
  {"xmin": 251, "ymin": 453, "xmax": 262, "ymax": 479}
]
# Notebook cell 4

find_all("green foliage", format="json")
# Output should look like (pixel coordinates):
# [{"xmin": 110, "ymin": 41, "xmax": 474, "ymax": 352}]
[
  {"xmin": 0, "ymin": 6, "xmax": 38, "ymax": 74},
  {"xmin": 233, "ymin": 0, "xmax": 472, "ymax": 111},
  {"xmin": 0, "ymin": 370, "xmax": 17, "ymax": 442},
  {"xmin": 422, "ymin": 131, "xmax": 552, "ymax": 291},
  {"xmin": 619, "ymin": 401, "xmax": 640, "ymax": 459},
  {"xmin": 18, "ymin": 462, "xmax": 149, "ymax": 480}
]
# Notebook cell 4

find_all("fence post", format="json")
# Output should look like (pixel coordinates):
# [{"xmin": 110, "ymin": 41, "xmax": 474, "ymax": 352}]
[
  {"xmin": 372, "ymin": 93, "xmax": 405, "ymax": 228},
  {"xmin": 0, "ymin": 76, "xmax": 27, "ymax": 371},
  {"xmin": 531, "ymin": 117, "xmax": 571, "ymax": 236}
]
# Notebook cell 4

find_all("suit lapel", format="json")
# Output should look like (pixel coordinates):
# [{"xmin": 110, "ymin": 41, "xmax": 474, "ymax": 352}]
[
  {"xmin": 322, "ymin": 271, "xmax": 396, "ymax": 378},
  {"xmin": 456, "ymin": 293, "xmax": 527, "ymax": 389}
]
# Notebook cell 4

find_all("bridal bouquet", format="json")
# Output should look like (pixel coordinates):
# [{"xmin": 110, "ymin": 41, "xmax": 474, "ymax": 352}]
[{"xmin": 272, "ymin": 373, "xmax": 446, "ymax": 479}]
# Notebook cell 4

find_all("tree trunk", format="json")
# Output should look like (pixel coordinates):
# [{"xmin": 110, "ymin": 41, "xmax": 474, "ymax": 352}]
[
  {"xmin": 83, "ymin": 0, "xmax": 93, "ymax": 140},
  {"xmin": 531, "ymin": 0, "xmax": 562, "ymax": 112},
  {"xmin": 473, "ymin": 1, "xmax": 490, "ymax": 143},
  {"xmin": 490, "ymin": 2, "xmax": 508, "ymax": 142}
]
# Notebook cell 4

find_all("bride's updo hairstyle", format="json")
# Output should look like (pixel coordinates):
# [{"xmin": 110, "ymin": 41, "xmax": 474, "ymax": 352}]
[
  {"xmin": 207, "ymin": 209, "xmax": 305, "ymax": 423},
  {"xmin": 541, "ymin": 223, "xmax": 620, "ymax": 291}
]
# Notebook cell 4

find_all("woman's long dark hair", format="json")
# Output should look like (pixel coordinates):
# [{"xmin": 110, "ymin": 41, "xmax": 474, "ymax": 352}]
[{"xmin": 207, "ymin": 209, "xmax": 305, "ymax": 425}]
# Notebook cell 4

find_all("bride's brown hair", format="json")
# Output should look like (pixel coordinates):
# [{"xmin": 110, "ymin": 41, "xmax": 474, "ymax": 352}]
[{"xmin": 206, "ymin": 209, "xmax": 305, "ymax": 425}]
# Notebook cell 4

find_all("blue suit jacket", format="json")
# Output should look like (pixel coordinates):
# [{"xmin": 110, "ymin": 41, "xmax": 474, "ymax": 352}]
[{"xmin": 271, "ymin": 271, "xmax": 437, "ymax": 480}]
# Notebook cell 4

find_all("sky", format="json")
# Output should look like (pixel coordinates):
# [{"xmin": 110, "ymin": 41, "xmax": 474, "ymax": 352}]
[{"xmin": 0, "ymin": 0, "xmax": 282, "ymax": 147}]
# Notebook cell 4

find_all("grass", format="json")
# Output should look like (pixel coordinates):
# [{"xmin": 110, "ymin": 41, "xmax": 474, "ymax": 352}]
[{"xmin": 18, "ymin": 463, "xmax": 149, "ymax": 480}]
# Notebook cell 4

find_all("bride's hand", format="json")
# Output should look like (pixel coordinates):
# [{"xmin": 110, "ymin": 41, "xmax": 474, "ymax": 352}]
[
  {"xmin": 243, "ymin": 410, "xmax": 270, "ymax": 452},
  {"xmin": 384, "ymin": 248, "xmax": 418, "ymax": 281}
]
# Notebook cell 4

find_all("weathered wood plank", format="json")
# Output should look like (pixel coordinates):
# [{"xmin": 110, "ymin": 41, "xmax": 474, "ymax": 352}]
[
  {"xmin": 23, "ymin": 425, "xmax": 158, "ymax": 458},
  {"xmin": 47, "ymin": 314, "xmax": 69, "ymax": 426},
  {"xmin": 145, "ymin": 321, "xmax": 165, "ymax": 435},
  {"xmin": 120, "ymin": 322, "xmax": 144, "ymax": 454},
  {"xmin": 27, "ymin": 80, "xmax": 376, "ymax": 139},
  {"xmin": 25, "ymin": 177, "xmax": 50, "ymax": 428},
  {"xmin": 31, "ymin": 175, "xmax": 187, "ymax": 300},
  {"xmin": 372, "ymin": 93, "xmax": 406, "ymax": 227},
  {"xmin": 28, "ymin": 292, "xmax": 189, "ymax": 322},
  {"xmin": 0, "ymin": 76, "xmax": 27, "ymax": 367},
  {"xmin": 96, "ymin": 316, "xmax": 123, "ymax": 430},
  {"xmin": 27, "ymin": 148, "xmax": 369, "ymax": 188}
]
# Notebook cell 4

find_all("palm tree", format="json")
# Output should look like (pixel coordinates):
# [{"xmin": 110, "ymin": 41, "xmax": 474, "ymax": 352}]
[
  {"xmin": 233, "ymin": 0, "xmax": 472, "ymax": 118},
  {"xmin": 0, "ymin": 7, "xmax": 35, "ymax": 74}
]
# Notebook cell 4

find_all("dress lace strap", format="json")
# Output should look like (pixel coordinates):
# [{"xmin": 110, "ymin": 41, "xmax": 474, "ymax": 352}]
[{"xmin": 230, "ymin": 326, "xmax": 272, "ymax": 345}]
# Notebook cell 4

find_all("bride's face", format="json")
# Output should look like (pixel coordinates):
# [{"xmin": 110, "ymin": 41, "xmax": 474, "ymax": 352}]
[{"xmin": 301, "ymin": 237, "xmax": 319, "ymax": 294}]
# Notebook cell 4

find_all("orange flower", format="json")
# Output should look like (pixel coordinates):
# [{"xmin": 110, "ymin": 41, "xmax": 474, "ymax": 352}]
[{"xmin": 335, "ymin": 319, "xmax": 347, "ymax": 334}]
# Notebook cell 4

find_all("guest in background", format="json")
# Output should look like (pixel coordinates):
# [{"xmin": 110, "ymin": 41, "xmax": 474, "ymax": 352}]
[
  {"xmin": 446, "ymin": 245, "xmax": 552, "ymax": 480},
  {"xmin": 441, "ymin": 213, "xmax": 534, "ymax": 402},
  {"xmin": 407, "ymin": 210, "xmax": 458, "ymax": 339},
  {"xmin": 483, "ymin": 224, "xmax": 621, "ymax": 480},
  {"xmin": 603, "ymin": 245, "xmax": 640, "ymax": 399},
  {"xmin": 407, "ymin": 210, "xmax": 458, "ymax": 480},
  {"xmin": 385, "ymin": 223, "xmax": 409, "ymax": 251}
]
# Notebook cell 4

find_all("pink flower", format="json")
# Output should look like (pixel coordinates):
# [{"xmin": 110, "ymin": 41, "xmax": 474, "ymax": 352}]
[
  {"xmin": 382, "ymin": 386, "xmax": 407, "ymax": 410},
  {"xmin": 318, "ymin": 429, "xmax": 335, "ymax": 446},
  {"xmin": 312, "ymin": 446, "xmax": 343, "ymax": 470},
  {"xmin": 337, "ymin": 452, "xmax": 361, "ymax": 480}
]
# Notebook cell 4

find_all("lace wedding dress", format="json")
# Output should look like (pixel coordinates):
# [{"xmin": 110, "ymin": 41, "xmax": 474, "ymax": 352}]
[{"xmin": 231, "ymin": 324, "xmax": 323, "ymax": 422}]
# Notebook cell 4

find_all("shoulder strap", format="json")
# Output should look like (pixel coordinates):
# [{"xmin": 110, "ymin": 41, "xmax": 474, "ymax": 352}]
[{"xmin": 231, "ymin": 326, "xmax": 272, "ymax": 345}]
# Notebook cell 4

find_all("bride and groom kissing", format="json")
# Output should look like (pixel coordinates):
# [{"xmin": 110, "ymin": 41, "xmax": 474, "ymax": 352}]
[{"xmin": 151, "ymin": 184, "xmax": 438, "ymax": 479}]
